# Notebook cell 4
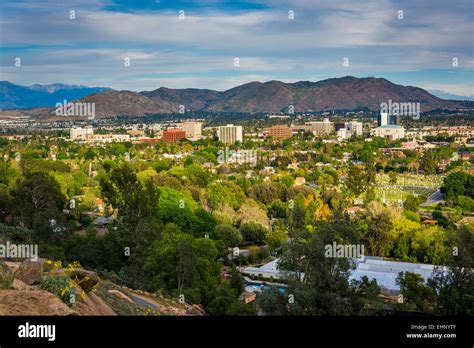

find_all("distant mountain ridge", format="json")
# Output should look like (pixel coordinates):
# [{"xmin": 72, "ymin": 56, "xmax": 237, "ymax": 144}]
[
  {"xmin": 2, "ymin": 77, "xmax": 473, "ymax": 118},
  {"xmin": 0, "ymin": 81, "xmax": 113, "ymax": 109},
  {"xmin": 428, "ymin": 89, "xmax": 474, "ymax": 102}
]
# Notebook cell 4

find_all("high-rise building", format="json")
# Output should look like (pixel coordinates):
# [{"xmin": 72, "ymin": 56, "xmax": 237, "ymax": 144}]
[
  {"xmin": 378, "ymin": 112, "xmax": 388, "ymax": 127},
  {"xmin": 182, "ymin": 121, "xmax": 202, "ymax": 141},
  {"xmin": 389, "ymin": 114, "xmax": 400, "ymax": 126},
  {"xmin": 218, "ymin": 125, "xmax": 243, "ymax": 145},
  {"xmin": 265, "ymin": 125, "xmax": 292, "ymax": 140},
  {"xmin": 70, "ymin": 126, "xmax": 94, "ymax": 141},
  {"xmin": 162, "ymin": 129, "xmax": 186, "ymax": 143},
  {"xmin": 379, "ymin": 111, "xmax": 400, "ymax": 126}
]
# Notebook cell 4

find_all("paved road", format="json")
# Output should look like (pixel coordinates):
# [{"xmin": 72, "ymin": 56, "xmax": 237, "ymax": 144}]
[
  {"xmin": 421, "ymin": 189, "xmax": 445, "ymax": 207},
  {"xmin": 131, "ymin": 294, "xmax": 159, "ymax": 310}
]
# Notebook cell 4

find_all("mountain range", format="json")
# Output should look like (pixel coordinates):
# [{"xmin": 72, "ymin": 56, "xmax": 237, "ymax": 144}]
[
  {"xmin": 428, "ymin": 89, "xmax": 474, "ymax": 102},
  {"xmin": 0, "ymin": 81, "xmax": 112, "ymax": 109},
  {"xmin": 1, "ymin": 77, "xmax": 473, "ymax": 119}
]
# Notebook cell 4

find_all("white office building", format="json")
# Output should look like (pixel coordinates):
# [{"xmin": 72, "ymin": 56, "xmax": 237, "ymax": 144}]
[
  {"xmin": 182, "ymin": 121, "xmax": 202, "ymax": 141},
  {"xmin": 218, "ymin": 124, "xmax": 243, "ymax": 145},
  {"xmin": 378, "ymin": 112, "xmax": 389, "ymax": 127},
  {"xmin": 337, "ymin": 121, "xmax": 364, "ymax": 140},
  {"xmin": 345, "ymin": 121, "xmax": 363, "ymax": 136},
  {"xmin": 304, "ymin": 118, "xmax": 334, "ymax": 136}
]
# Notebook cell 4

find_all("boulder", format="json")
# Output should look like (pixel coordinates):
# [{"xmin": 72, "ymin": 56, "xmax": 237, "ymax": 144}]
[
  {"xmin": 0, "ymin": 290, "xmax": 77, "ymax": 315},
  {"xmin": 73, "ymin": 292, "xmax": 117, "ymax": 316},
  {"xmin": 4, "ymin": 261, "xmax": 21, "ymax": 273},
  {"xmin": 68, "ymin": 269, "xmax": 99, "ymax": 292},
  {"xmin": 187, "ymin": 304, "xmax": 206, "ymax": 316},
  {"xmin": 12, "ymin": 278, "xmax": 36, "ymax": 291},
  {"xmin": 88, "ymin": 292, "xmax": 117, "ymax": 315},
  {"xmin": 39, "ymin": 258, "xmax": 55, "ymax": 272},
  {"xmin": 13, "ymin": 260, "xmax": 43, "ymax": 285}
]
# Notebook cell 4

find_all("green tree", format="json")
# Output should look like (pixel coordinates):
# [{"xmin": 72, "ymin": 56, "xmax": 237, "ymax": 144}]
[
  {"xmin": 396, "ymin": 272, "xmax": 436, "ymax": 312},
  {"xmin": 420, "ymin": 150, "xmax": 437, "ymax": 175},
  {"xmin": 388, "ymin": 171, "xmax": 398, "ymax": 184},
  {"xmin": 229, "ymin": 267, "xmax": 245, "ymax": 295},
  {"xmin": 442, "ymin": 171, "xmax": 473, "ymax": 199},
  {"xmin": 215, "ymin": 223, "xmax": 242, "ymax": 248},
  {"xmin": 11, "ymin": 172, "xmax": 67, "ymax": 242},
  {"xmin": 266, "ymin": 220, "xmax": 287, "ymax": 252},
  {"xmin": 144, "ymin": 223, "xmax": 221, "ymax": 305},
  {"xmin": 239, "ymin": 221, "xmax": 268, "ymax": 243},
  {"xmin": 363, "ymin": 201, "xmax": 394, "ymax": 257},
  {"xmin": 428, "ymin": 224, "xmax": 473, "ymax": 315},
  {"xmin": 403, "ymin": 194, "xmax": 423, "ymax": 212},
  {"xmin": 345, "ymin": 165, "xmax": 366, "ymax": 198},
  {"xmin": 100, "ymin": 163, "xmax": 160, "ymax": 224}
]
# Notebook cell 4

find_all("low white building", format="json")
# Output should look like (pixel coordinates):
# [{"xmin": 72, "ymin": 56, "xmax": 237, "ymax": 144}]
[
  {"xmin": 345, "ymin": 121, "xmax": 363, "ymax": 136},
  {"xmin": 337, "ymin": 128, "xmax": 352, "ymax": 140},
  {"xmin": 91, "ymin": 134, "xmax": 130, "ymax": 143},
  {"xmin": 70, "ymin": 126, "xmax": 94, "ymax": 141},
  {"xmin": 372, "ymin": 125, "xmax": 405, "ymax": 140}
]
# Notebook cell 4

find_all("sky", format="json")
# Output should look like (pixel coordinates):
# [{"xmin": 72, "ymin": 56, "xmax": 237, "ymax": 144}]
[{"xmin": 1, "ymin": 0, "xmax": 473, "ymax": 96}]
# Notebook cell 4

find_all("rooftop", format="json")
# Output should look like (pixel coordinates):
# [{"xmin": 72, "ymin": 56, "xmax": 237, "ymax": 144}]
[{"xmin": 378, "ymin": 125, "xmax": 404, "ymax": 129}]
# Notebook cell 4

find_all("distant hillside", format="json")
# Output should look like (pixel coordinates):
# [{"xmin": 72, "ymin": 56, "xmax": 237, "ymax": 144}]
[
  {"xmin": 0, "ymin": 81, "xmax": 112, "ymax": 109},
  {"xmin": 428, "ymin": 89, "xmax": 474, "ymax": 102},
  {"xmin": 5, "ymin": 77, "xmax": 473, "ymax": 119},
  {"xmin": 141, "ymin": 87, "xmax": 221, "ymax": 111}
]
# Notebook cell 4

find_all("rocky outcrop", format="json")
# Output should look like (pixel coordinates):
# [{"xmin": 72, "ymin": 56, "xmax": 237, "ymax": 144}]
[
  {"xmin": 73, "ymin": 291, "xmax": 117, "ymax": 316},
  {"xmin": 0, "ymin": 290, "xmax": 77, "ymax": 316},
  {"xmin": 13, "ymin": 260, "xmax": 43, "ymax": 285},
  {"xmin": 4, "ymin": 261, "xmax": 20, "ymax": 273},
  {"xmin": 12, "ymin": 278, "xmax": 36, "ymax": 291},
  {"xmin": 68, "ymin": 268, "xmax": 99, "ymax": 292},
  {"xmin": 187, "ymin": 304, "xmax": 207, "ymax": 316},
  {"xmin": 2, "ymin": 260, "xmax": 202, "ymax": 316}
]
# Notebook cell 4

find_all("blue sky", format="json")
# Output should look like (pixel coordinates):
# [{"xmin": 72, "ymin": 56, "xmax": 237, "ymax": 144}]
[{"xmin": 1, "ymin": 0, "xmax": 473, "ymax": 96}]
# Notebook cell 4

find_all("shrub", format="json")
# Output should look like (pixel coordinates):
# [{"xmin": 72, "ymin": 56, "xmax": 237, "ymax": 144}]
[
  {"xmin": 40, "ymin": 275, "xmax": 78, "ymax": 306},
  {"xmin": 0, "ymin": 271, "xmax": 12, "ymax": 289}
]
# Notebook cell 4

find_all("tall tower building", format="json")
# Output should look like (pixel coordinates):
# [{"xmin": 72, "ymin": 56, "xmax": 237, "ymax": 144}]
[
  {"xmin": 218, "ymin": 125, "xmax": 243, "ymax": 145},
  {"xmin": 378, "ymin": 112, "xmax": 388, "ymax": 127}
]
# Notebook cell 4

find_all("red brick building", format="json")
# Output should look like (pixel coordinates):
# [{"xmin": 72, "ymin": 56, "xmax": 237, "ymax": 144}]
[{"xmin": 161, "ymin": 129, "xmax": 186, "ymax": 143}]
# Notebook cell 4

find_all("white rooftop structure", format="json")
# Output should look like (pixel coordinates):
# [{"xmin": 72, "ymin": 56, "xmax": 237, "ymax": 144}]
[
  {"xmin": 349, "ymin": 256, "xmax": 443, "ymax": 294},
  {"xmin": 241, "ymin": 256, "xmax": 445, "ymax": 294},
  {"xmin": 241, "ymin": 259, "xmax": 285, "ymax": 280}
]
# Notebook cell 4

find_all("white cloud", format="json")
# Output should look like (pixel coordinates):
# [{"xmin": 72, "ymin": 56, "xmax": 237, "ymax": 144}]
[{"xmin": 0, "ymin": 0, "xmax": 472, "ymax": 90}]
